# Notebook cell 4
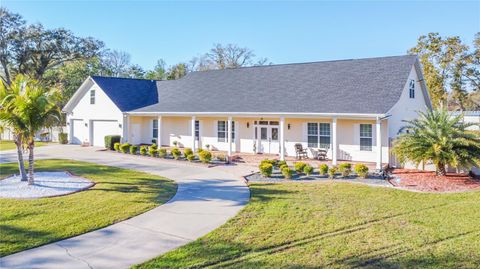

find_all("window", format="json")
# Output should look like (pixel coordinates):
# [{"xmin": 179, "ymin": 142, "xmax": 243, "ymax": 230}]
[
  {"xmin": 152, "ymin": 119, "xmax": 158, "ymax": 138},
  {"xmin": 217, "ymin": 121, "xmax": 235, "ymax": 142},
  {"xmin": 409, "ymin": 80, "xmax": 415, "ymax": 99},
  {"xmin": 360, "ymin": 124, "xmax": 373, "ymax": 151},
  {"xmin": 195, "ymin": 120, "xmax": 200, "ymax": 141},
  {"xmin": 90, "ymin": 90, "xmax": 95, "ymax": 104},
  {"xmin": 307, "ymin": 123, "xmax": 331, "ymax": 148}
]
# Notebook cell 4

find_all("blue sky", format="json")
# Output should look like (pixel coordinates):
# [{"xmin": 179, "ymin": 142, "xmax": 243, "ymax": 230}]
[{"xmin": 3, "ymin": 1, "xmax": 479, "ymax": 70}]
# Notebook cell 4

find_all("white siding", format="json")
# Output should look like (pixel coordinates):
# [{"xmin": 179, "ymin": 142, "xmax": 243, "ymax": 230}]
[{"xmin": 66, "ymin": 82, "xmax": 124, "ymax": 145}]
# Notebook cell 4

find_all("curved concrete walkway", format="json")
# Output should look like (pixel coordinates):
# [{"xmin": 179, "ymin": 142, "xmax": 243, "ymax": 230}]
[{"xmin": 0, "ymin": 145, "xmax": 250, "ymax": 269}]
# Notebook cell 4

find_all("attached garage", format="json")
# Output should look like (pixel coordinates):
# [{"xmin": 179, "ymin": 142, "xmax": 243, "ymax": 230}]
[
  {"xmin": 70, "ymin": 119, "xmax": 86, "ymax": 144},
  {"xmin": 90, "ymin": 120, "xmax": 121, "ymax": 147}
]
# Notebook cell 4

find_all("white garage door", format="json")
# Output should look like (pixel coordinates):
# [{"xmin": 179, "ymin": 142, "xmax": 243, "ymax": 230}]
[
  {"xmin": 71, "ymin": 119, "xmax": 86, "ymax": 144},
  {"xmin": 91, "ymin": 120, "xmax": 120, "ymax": 147}
]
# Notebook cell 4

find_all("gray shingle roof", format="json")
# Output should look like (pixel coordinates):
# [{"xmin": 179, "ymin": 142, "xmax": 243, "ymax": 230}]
[{"xmin": 132, "ymin": 55, "xmax": 418, "ymax": 114}]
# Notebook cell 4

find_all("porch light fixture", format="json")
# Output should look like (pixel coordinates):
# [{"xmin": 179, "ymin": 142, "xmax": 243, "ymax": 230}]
[
  {"xmin": 85, "ymin": 123, "xmax": 88, "ymax": 127},
  {"xmin": 288, "ymin": 124, "xmax": 291, "ymax": 130},
  {"xmin": 246, "ymin": 122, "xmax": 250, "ymax": 128},
  {"xmin": 119, "ymin": 123, "xmax": 122, "ymax": 128}
]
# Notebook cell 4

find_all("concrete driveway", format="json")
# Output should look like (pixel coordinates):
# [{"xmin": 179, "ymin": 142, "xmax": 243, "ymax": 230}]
[{"xmin": 0, "ymin": 145, "xmax": 250, "ymax": 269}]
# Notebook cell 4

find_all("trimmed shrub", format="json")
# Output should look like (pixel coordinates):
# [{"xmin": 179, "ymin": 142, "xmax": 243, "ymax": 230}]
[
  {"xmin": 158, "ymin": 148, "xmax": 167, "ymax": 158},
  {"xmin": 120, "ymin": 143, "xmax": 131, "ymax": 153},
  {"xmin": 183, "ymin": 148, "xmax": 193, "ymax": 157},
  {"xmin": 338, "ymin": 163, "xmax": 352, "ymax": 178},
  {"xmin": 129, "ymin": 145, "xmax": 138, "ymax": 155},
  {"xmin": 59, "ymin": 133, "xmax": 68, "ymax": 144},
  {"xmin": 113, "ymin": 142, "xmax": 121, "ymax": 152},
  {"xmin": 354, "ymin": 163, "xmax": 369, "ymax": 179},
  {"xmin": 277, "ymin": 160, "xmax": 287, "ymax": 168},
  {"xmin": 104, "ymin": 135, "xmax": 121, "ymax": 150},
  {"xmin": 186, "ymin": 154, "xmax": 195, "ymax": 162},
  {"xmin": 150, "ymin": 143, "xmax": 158, "ymax": 150},
  {"xmin": 173, "ymin": 141, "xmax": 178, "ymax": 147},
  {"xmin": 171, "ymin": 148, "xmax": 181, "ymax": 159},
  {"xmin": 328, "ymin": 166, "xmax": 338, "ymax": 179},
  {"xmin": 259, "ymin": 163, "xmax": 273, "ymax": 177},
  {"xmin": 294, "ymin": 162, "xmax": 307, "ymax": 173},
  {"xmin": 197, "ymin": 148, "xmax": 204, "ymax": 153},
  {"xmin": 139, "ymin": 146, "xmax": 147, "ymax": 156},
  {"xmin": 198, "ymin": 150, "xmax": 212, "ymax": 163},
  {"xmin": 279, "ymin": 164, "xmax": 289, "ymax": 171},
  {"xmin": 260, "ymin": 159, "xmax": 277, "ymax": 167},
  {"xmin": 148, "ymin": 147, "xmax": 157, "ymax": 157},
  {"xmin": 282, "ymin": 167, "xmax": 293, "ymax": 179},
  {"xmin": 319, "ymin": 164, "xmax": 329, "ymax": 176},
  {"xmin": 303, "ymin": 164, "xmax": 314, "ymax": 176},
  {"xmin": 215, "ymin": 153, "xmax": 226, "ymax": 162}
]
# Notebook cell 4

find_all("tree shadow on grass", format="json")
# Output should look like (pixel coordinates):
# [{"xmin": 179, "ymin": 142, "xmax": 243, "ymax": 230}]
[{"xmin": 0, "ymin": 224, "xmax": 53, "ymax": 257}]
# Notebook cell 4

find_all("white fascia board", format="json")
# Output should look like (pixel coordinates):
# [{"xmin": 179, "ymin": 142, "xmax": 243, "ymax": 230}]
[
  {"xmin": 62, "ymin": 76, "xmax": 94, "ymax": 113},
  {"xmin": 125, "ymin": 111, "xmax": 386, "ymax": 119}
]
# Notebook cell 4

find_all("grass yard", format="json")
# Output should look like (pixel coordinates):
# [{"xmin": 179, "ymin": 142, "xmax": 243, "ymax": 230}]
[
  {"xmin": 137, "ymin": 182, "xmax": 480, "ymax": 269},
  {"xmin": 0, "ymin": 140, "xmax": 50, "ymax": 151},
  {"xmin": 0, "ymin": 159, "xmax": 177, "ymax": 257}
]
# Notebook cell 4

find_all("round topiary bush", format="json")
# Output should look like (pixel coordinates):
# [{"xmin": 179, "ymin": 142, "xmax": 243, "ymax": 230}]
[
  {"xmin": 303, "ymin": 164, "xmax": 314, "ymax": 176},
  {"xmin": 259, "ymin": 163, "xmax": 273, "ymax": 177},
  {"xmin": 186, "ymin": 154, "xmax": 195, "ymax": 162},
  {"xmin": 129, "ymin": 145, "xmax": 138, "ymax": 155},
  {"xmin": 183, "ymin": 148, "xmax": 193, "ymax": 157},
  {"xmin": 319, "ymin": 164, "xmax": 329, "ymax": 175},
  {"xmin": 148, "ymin": 147, "xmax": 157, "ymax": 157},
  {"xmin": 277, "ymin": 160, "xmax": 287, "ymax": 168},
  {"xmin": 139, "ymin": 146, "xmax": 147, "ymax": 156},
  {"xmin": 198, "ymin": 150, "xmax": 212, "ymax": 163},
  {"xmin": 281, "ymin": 167, "xmax": 293, "ymax": 179},
  {"xmin": 120, "ymin": 143, "xmax": 131, "ymax": 153},
  {"xmin": 158, "ymin": 148, "xmax": 167, "ymax": 158},
  {"xmin": 328, "ymin": 166, "xmax": 338, "ymax": 179},
  {"xmin": 294, "ymin": 162, "xmax": 307, "ymax": 173},
  {"xmin": 171, "ymin": 148, "xmax": 181, "ymax": 160},
  {"xmin": 338, "ymin": 163, "xmax": 352, "ymax": 178},
  {"xmin": 354, "ymin": 163, "xmax": 369, "ymax": 179},
  {"xmin": 113, "ymin": 142, "xmax": 121, "ymax": 152}
]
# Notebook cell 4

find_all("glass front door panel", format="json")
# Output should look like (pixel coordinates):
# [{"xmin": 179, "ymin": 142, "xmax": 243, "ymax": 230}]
[
  {"xmin": 260, "ymin": 127, "xmax": 268, "ymax": 140},
  {"xmin": 271, "ymin": 128, "xmax": 278, "ymax": 141}
]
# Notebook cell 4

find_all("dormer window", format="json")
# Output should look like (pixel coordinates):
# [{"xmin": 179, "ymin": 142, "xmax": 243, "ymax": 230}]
[
  {"xmin": 409, "ymin": 80, "xmax": 415, "ymax": 99},
  {"xmin": 90, "ymin": 90, "xmax": 95, "ymax": 104}
]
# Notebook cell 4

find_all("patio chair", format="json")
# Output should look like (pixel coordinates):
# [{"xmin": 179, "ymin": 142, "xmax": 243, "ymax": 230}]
[
  {"xmin": 294, "ymin": 143, "xmax": 308, "ymax": 159},
  {"xmin": 309, "ymin": 148, "xmax": 328, "ymax": 160}
]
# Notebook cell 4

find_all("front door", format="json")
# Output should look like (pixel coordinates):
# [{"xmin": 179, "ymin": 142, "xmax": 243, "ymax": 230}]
[{"xmin": 256, "ymin": 121, "xmax": 280, "ymax": 154}]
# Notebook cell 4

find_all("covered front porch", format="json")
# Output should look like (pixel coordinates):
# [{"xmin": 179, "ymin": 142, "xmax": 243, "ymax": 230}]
[{"xmin": 123, "ymin": 113, "xmax": 390, "ymax": 170}]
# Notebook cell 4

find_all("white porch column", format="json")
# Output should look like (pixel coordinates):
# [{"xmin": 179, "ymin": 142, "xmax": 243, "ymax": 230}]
[
  {"xmin": 279, "ymin": 117, "xmax": 285, "ymax": 161},
  {"xmin": 157, "ymin": 116, "xmax": 162, "ymax": 146},
  {"xmin": 332, "ymin": 117, "xmax": 337, "ymax": 165},
  {"xmin": 191, "ymin": 116, "xmax": 196, "ymax": 152},
  {"xmin": 227, "ymin": 117, "xmax": 233, "ymax": 159},
  {"xmin": 376, "ymin": 118, "xmax": 382, "ymax": 170},
  {"xmin": 122, "ymin": 114, "xmax": 129, "ymax": 143}
]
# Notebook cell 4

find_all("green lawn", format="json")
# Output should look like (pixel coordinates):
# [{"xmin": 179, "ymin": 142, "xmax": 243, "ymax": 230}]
[
  {"xmin": 137, "ymin": 182, "xmax": 480, "ymax": 269},
  {"xmin": 0, "ymin": 159, "xmax": 177, "ymax": 257},
  {"xmin": 0, "ymin": 140, "xmax": 50, "ymax": 151}
]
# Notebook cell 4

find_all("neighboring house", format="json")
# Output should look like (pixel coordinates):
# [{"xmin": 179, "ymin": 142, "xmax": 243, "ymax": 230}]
[
  {"xmin": 63, "ymin": 55, "xmax": 432, "ymax": 170},
  {"xmin": 449, "ymin": 111, "xmax": 480, "ymax": 131}
]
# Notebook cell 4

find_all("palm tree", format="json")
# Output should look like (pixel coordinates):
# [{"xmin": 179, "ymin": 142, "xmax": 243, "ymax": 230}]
[
  {"xmin": 0, "ymin": 76, "xmax": 29, "ymax": 181},
  {"xmin": 1, "ymin": 75, "xmax": 60, "ymax": 184},
  {"xmin": 393, "ymin": 109, "xmax": 480, "ymax": 176}
]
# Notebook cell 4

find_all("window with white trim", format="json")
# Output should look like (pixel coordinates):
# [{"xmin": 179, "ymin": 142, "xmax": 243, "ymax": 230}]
[
  {"xmin": 217, "ymin": 121, "xmax": 235, "ymax": 142},
  {"xmin": 409, "ymin": 80, "xmax": 415, "ymax": 99},
  {"xmin": 307, "ymin": 123, "xmax": 330, "ymax": 148},
  {"xmin": 90, "ymin": 90, "xmax": 95, "ymax": 104},
  {"xmin": 360, "ymin": 124, "xmax": 373, "ymax": 151},
  {"xmin": 152, "ymin": 119, "xmax": 158, "ymax": 138}
]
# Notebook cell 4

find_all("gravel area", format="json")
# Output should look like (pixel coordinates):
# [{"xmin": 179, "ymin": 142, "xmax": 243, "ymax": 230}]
[
  {"xmin": 0, "ymin": 171, "xmax": 94, "ymax": 199},
  {"xmin": 245, "ymin": 171, "xmax": 392, "ymax": 187}
]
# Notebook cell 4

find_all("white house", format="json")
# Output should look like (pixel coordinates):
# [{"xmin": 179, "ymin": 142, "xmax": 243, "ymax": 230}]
[{"xmin": 63, "ymin": 55, "xmax": 432, "ymax": 169}]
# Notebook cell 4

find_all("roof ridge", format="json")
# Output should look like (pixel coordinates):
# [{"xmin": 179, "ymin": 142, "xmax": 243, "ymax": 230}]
[
  {"xmin": 188, "ymin": 54, "xmax": 417, "ymax": 75},
  {"xmin": 91, "ymin": 75, "xmax": 161, "ymax": 82}
]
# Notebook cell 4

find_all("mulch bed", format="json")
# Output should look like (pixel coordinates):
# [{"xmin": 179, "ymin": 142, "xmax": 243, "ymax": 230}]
[{"xmin": 389, "ymin": 169, "xmax": 480, "ymax": 192}]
